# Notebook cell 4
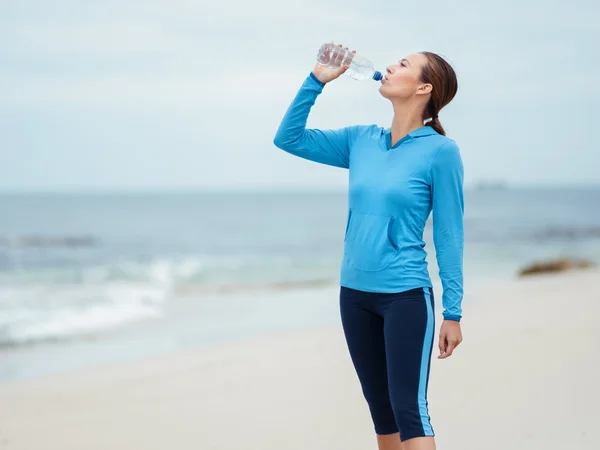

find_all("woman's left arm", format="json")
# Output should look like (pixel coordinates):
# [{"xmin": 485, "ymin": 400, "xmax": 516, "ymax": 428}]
[{"xmin": 431, "ymin": 139, "xmax": 465, "ymax": 358}]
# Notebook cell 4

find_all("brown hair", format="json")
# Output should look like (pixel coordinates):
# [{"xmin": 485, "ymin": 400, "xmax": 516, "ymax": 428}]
[{"xmin": 419, "ymin": 52, "xmax": 458, "ymax": 136}]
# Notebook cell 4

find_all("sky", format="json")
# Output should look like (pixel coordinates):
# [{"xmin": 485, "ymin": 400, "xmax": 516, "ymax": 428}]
[{"xmin": 1, "ymin": 0, "xmax": 599, "ymax": 191}]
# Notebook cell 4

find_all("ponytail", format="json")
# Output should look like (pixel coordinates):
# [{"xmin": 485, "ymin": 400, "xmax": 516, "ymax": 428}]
[
  {"xmin": 419, "ymin": 51, "xmax": 458, "ymax": 138},
  {"xmin": 426, "ymin": 116, "xmax": 446, "ymax": 136}
]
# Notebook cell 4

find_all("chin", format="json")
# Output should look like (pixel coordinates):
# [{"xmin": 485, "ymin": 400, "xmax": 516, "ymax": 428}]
[{"xmin": 378, "ymin": 85, "xmax": 390, "ymax": 99}]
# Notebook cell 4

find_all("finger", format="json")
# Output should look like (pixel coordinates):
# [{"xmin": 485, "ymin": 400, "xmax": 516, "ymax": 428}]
[
  {"xmin": 440, "ymin": 340, "xmax": 458, "ymax": 359},
  {"xmin": 438, "ymin": 336, "xmax": 447, "ymax": 358},
  {"xmin": 446, "ymin": 340, "xmax": 458, "ymax": 355}
]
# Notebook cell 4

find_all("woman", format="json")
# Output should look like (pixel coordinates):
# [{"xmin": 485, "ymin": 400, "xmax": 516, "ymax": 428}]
[{"xmin": 273, "ymin": 44, "xmax": 464, "ymax": 450}]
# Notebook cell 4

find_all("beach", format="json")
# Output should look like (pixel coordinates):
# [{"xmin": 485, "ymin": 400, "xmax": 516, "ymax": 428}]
[
  {"xmin": 2, "ymin": 0, "xmax": 599, "ymax": 447},
  {"xmin": 1, "ymin": 269, "xmax": 598, "ymax": 450}
]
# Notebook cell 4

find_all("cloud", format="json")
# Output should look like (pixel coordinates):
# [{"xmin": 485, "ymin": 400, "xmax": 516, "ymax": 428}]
[
  {"xmin": 0, "ymin": 0, "xmax": 599, "ymax": 190},
  {"xmin": 0, "ymin": 67, "xmax": 312, "ymax": 111},
  {"xmin": 9, "ymin": 21, "xmax": 181, "ymax": 55}
]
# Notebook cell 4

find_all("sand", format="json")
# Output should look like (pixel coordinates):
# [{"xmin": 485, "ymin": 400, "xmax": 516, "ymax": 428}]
[{"xmin": 1, "ymin": 270, "xmax": 599, "ymax": 450}]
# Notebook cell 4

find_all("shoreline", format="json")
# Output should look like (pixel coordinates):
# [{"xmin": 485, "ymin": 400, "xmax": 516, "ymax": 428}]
[
  {"xmin": 0, "ymin": 270, "xmax": 598, "ymax": 449},
  {"xmin": 0, "ymin": 268, "xmax": 596, "ymax": 383}
]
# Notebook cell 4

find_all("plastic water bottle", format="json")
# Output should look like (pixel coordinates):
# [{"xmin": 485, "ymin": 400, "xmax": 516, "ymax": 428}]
[{"xmin": 316, "ymin": 43, "xmax": 383, "ymax": 81}]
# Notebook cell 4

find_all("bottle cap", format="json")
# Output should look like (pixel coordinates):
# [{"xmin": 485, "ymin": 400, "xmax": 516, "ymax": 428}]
[{"xmin": 373, "ymin": 71, "xmax": 383, "ymax": 81}]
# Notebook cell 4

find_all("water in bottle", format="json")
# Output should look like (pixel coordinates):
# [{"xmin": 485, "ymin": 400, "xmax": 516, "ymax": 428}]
[{"xmin": 316, "ymin": 43, "xmax": 383, "ymax": 81}]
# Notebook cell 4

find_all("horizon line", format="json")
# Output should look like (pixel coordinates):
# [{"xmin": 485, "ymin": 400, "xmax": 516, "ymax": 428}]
[{"xmin": 1, "ymin": 182, "xmax": 599, "ymax": 195}]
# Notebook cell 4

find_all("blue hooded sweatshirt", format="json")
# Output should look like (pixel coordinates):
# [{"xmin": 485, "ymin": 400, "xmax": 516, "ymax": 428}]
[{"xmin": 273, "ymin": 73, "xmax": 464, "ymax": 321}]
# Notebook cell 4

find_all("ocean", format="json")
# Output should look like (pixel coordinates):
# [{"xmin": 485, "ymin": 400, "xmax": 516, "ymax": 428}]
[{"xmin": 1, "ymin": 187, "xmax": 599, "ymax": 381}]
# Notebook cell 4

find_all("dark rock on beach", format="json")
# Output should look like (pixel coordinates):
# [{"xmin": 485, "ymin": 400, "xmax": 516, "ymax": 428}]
[
  {"xmin": 0, "ymin": 235, "xmax": 99, "ymax": 248},
  {"xmin": 518, "ymin": 258, "xmax": 595, "ymax": 277}
]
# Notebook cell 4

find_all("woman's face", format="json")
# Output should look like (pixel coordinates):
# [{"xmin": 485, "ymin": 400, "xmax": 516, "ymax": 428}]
[{"xmin": 379, "ymin": 53, "xmax": 431, "ymax": 101}]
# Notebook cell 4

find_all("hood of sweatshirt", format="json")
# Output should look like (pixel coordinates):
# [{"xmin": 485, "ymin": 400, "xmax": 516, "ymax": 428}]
[{"xmin": 381, "ymin": 125, "xmax": 440, "ymax": 151}]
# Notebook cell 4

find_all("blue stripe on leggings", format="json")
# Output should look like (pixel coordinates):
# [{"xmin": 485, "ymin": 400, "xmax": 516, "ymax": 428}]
[{"xmin": 419, "ymin": 287, "xmax": 435, "ymax": 436}]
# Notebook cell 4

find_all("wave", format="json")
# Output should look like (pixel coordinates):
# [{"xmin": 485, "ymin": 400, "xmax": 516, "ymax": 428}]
[
  {"xmin": 0, "ymin": 235, "xmax": 99, "ymax": 248},
  {"xmin": 0, "ymin": 281, "xmax": 167, "ymax": 347},
  {"xmin": 173, "ymin": 277, "xmax": 338, "ymax": 296},
  {"xmin": 0, "ymin": 253, "xmax": 338, "ymax": 285},
  {"xmin": 0, "ymin": 255, "xmax": 339, "ymax": 347},
  {"xmin": 461, "ymin": 224, "xmax": 600, "ymax": 243},
  {"xmin": 528, "ymin": 226, "xmax": 600, "ymax": 240}
]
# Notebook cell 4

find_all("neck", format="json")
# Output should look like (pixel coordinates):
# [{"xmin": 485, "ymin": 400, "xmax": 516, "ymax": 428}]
[{"xmin": 390, "ymin": 101, "xmax": 426, "ymax": 147}]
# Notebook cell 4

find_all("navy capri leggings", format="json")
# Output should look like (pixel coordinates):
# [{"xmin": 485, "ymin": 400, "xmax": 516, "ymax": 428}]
[{"xmin": 339, "ymin": 286, "xmax": 436, "ymax": 442}]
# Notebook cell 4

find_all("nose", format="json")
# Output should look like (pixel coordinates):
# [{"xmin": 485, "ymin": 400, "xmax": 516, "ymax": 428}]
[{"xmin": 386, "ymin": 66, "xmax": 393, "ymax": 75}]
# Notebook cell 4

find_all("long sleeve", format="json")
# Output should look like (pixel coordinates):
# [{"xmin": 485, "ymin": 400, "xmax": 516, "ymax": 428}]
[
  {"xmin": 273, "ymin": 72, "xmax": 353, "ymax": 169},
  {"xmin": 431, "ymin": 140, "xmax": 465, "ymax": 321}
]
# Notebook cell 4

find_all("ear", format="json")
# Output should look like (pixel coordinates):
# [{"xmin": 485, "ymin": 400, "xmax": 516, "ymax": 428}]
[{"xmin": 416, "ymin": 83, "xmax": 433, "ymax": 96}]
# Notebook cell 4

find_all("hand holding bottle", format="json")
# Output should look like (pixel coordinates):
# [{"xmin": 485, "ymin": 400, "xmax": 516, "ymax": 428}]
[{"xmin": 312, "ymin": 43, "xmax": 356, "ymax": 84}]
